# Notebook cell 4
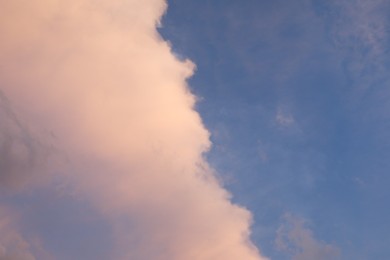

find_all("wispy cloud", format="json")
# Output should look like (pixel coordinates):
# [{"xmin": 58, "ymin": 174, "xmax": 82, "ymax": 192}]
[
  {"xmin": 276, "ymin": 213, "xmax": 340, "ymax": 260},
  {"xmin": 276, "ymin": 108, "xmax": 295, "ymax": 127},
  {"xmin": 0, "ymin": 0, "xmax": 266, "ymax": 259},
  {"xmin": 0, "ymin": 207, "xmax": 52, "ymax": 260},
  {"xmin": 0, "ymin": 91, "xmax": 53, "ymax": 192},
  {"xmin": 323, "ymin": 0, "xmax": 389, "ymax": 86}
]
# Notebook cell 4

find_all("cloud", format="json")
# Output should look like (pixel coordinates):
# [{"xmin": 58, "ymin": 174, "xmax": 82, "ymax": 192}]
[
  {"xmin": 323, "ymin": 0, "xmax": 389, "ymax": 86},
  {"xmin": 0, "ymin": 207, "xmax": 35, "ymax": 260},
  {"xmin": 276, "ymin": 108, "xmax": 295, "ymax": 127},
  {"xmin": 275, "ymin": 213, "xmax": 340, "ymax": 260},
  {"xmin": 0, "ymin": 206, "xmax": 53, "ymax": 260},
  {"xmin": 0, "ymin": 91, "xmax": 54, "ymax": 192},
  {"xmin": 0, "ymin": 0, "xmax": 266, "ymax": 259},
  {"xmin": 330, "ymin": 0, "xmax": 387, "ymax": 54}
]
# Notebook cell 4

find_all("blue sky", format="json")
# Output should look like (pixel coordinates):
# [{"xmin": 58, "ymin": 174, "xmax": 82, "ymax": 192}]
[
  {"xmin": 1, "ymin": 0, "xmax": 390, "ymax": 259},
  {"xmin": 160, "ymin": 0, "xmax": 390, "ymax": 259}
]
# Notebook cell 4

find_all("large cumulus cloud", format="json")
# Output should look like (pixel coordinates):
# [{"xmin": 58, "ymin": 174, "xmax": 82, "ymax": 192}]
[{"xmin": 0, "ymin": 0, "xmax": 267, "ymax": 259}]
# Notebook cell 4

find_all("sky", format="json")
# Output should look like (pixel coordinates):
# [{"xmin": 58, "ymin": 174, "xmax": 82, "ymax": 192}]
[{"xmin": 0, "ymin": 0, "xmax": 390, "ymax": 259}]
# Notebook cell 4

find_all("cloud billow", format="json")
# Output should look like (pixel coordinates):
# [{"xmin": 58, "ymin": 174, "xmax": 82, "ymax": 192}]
[{"xmin": 0, "ymin": 0, "xmax": 267, "ymax": 259}]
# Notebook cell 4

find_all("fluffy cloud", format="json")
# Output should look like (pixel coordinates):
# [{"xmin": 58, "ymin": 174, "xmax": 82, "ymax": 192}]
[{"xmin": 0, "ymin": 0, "xmax": 266, "ymax": 259}]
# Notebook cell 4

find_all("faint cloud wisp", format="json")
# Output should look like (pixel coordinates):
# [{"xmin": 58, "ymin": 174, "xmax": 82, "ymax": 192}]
[{"xmin": 276, "ymin": 213, "xmax": 341, "ymax": 260}]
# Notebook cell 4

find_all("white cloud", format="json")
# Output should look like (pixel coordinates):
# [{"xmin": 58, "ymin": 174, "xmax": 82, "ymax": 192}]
[{"xmin": 0, "ymin": 0, "xmax": 267, "ymax": 259}]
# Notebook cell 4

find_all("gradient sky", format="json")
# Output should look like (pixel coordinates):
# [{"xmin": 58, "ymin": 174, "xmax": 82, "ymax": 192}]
[{"xmin": 1, "ymin": 0, "xmax": 390, "ymax": 259}]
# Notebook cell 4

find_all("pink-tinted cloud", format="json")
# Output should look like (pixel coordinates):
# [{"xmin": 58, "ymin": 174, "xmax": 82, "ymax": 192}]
[
  {"xmin": 0, "ymin": 207, "xmax": 36, "ymax": 260},
  {"xmin": 0, "ymin": 91, "xmax": 54, "ymax": 192},
  {"xmin": 0, "ymin": 0, "xmax": 267, "ymax": 259}
]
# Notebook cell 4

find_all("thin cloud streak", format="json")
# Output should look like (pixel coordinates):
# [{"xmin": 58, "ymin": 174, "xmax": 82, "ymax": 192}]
[{"xmin": 0, "ymin": 0, "xmax": 266, "ymax": 259}]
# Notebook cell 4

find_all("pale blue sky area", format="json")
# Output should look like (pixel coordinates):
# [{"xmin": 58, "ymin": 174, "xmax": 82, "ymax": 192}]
[{"xmin": 160, "ymin": 0, "xmax": 390, "ymax": 259}]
